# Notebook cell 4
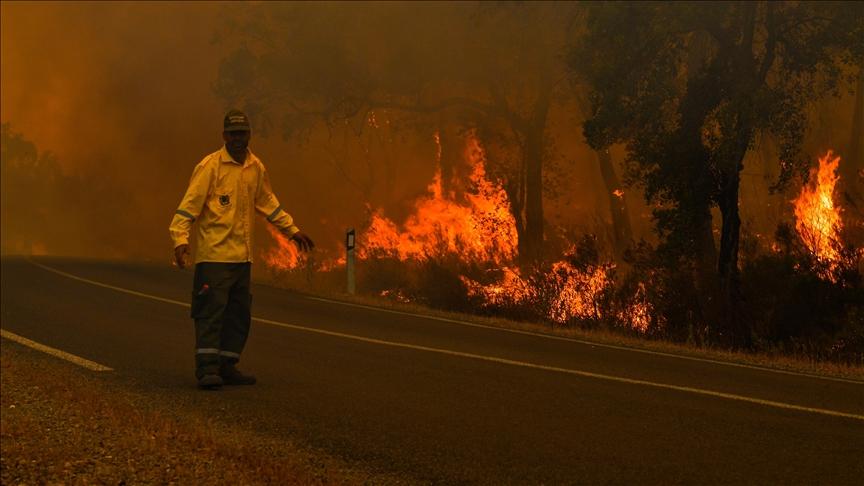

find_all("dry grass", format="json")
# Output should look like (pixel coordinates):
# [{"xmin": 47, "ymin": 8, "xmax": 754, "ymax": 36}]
[
  {"xmin": 0, "ymin": 344, "xmax": 404, "ymax": 485},
  {"xmin": 258, "ymin": 269, "xmax": 864, "ymax": 382}
]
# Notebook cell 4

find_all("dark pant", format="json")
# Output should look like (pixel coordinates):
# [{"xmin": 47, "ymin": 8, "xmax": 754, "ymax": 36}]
[{"xmin": 191, "ymin": 262, "xmax": 252, "ymax": 378}]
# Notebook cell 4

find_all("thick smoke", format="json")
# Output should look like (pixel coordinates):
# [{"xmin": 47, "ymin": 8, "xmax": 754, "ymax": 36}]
[
  {"xmin": 1, "ymin": 2, "xmax": 859, "ymax": 264},
  {"xmin": 2, "ymin": 2, "xmax": 229, "ymax": 259}
]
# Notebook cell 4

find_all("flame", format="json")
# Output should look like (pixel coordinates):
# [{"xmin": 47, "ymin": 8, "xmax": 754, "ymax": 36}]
[
  {"xmin": 793, "ymin": 150, "xmax": 843, "ymax": 280},
  {"xmin": 261, "ymin": 128, "xmax": 518, "ymax": 272},
  {"xmin": 380, "ymin": 289, "xmax": 410, "ymax": 303},
  {"xmin": 261, "ymin": 128, "xmax": 654, "ymax": 333},
  {"xmin": 462, "ymin": 257, "xmax": 617, "ymax": 326},
  {"xmin": 546, "ymin": 260, "xmax": 613, "ymax": 323},
  {"xmin": 617, "ymin": 282, "xmax": 651, "ymax": 332},
  {"xmin": 461, "ymin": 266, "xmax": 534, "ymax": 307},
  {"xmin": 359, "ymin": 129, "xmax": 518, "ymax": 265},
  {"xmin": 318, "ymin": 254, "xmax": 346, "ymax": 272},
  {"xmin": 464, "ymin": 256, "xmax": 653, "ymax": 332},
  {"xmin": 612, "ymin": 189, "xmax": 624, "ymax": 198},
  {"xmin": 263, "ymin": 225, "xmax": 306, "ymax": 271}
]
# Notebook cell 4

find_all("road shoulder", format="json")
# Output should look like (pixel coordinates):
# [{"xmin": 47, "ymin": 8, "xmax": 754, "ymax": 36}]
[{"xmin": 0, "ymin": 341, "xmax": 406, "ymax": 485}]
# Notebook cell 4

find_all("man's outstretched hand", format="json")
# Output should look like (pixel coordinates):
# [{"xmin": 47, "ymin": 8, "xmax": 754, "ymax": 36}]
[
  {"xmin": 291, "ymin": 232, "xmax": 315, "ymax": 252},
  {"xmin": 174, "ymin": 244, "xmax": 191, "ymax": 269}
]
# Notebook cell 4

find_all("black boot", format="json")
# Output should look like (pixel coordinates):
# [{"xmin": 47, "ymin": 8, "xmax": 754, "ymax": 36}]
[
  {"xmin": 197, "ymin": 373, "xmax": 223, "ymax": 390},
  {"xmin": 220, "ymin": 364, "xmax": 256, "ymax": 385}
]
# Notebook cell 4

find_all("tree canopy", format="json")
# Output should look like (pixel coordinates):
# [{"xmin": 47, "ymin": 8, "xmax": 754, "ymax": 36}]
[
  {"xmin": 214, "ymin": 2, "xmax": 585, "ymax": 262},
  {"xmin": 571, "ymin": 1, "xmax": 864, "ymax": 345}
]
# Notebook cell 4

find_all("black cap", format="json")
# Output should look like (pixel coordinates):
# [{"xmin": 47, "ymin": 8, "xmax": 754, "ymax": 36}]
[{"xmin": 223, "ymin": 109, "xmax": 251, "ymax": 131}]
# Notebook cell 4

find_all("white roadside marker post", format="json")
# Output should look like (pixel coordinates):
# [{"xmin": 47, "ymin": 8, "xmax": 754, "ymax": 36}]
[{"xmin": 346, "ymin": 228, "xmax": 356, "ymax": 295}]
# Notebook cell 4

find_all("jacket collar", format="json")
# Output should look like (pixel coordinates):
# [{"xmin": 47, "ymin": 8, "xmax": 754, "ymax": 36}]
[{"xmin": 219, "ymin": 146, "xmax": 256, "ymax": 167}]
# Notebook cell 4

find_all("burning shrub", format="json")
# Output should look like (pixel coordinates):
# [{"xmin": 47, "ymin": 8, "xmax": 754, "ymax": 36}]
[
  {"xmin": 616, "ymin": 241, "xmax": 705, "ymax": 343},
  {"xmin": 259, "ymin": 129, "xmax": 859, "ymax": 364},
  {"xmin": 357, "ymin": 254, "xmax": 476, "ymax": 312},
  {"xmin": 357, "ymin": 256, "xmax": 418, "ymax": 302},
  {"xmin": 413, "ymin": 257, "xmax": 475, "ymax": 312},
  {"xmin": 461, "ymin": 266, "xmax": 543, "ymax": 322},
  {"xmin": 357, "ymin": 129, "xmax": 518, "ymax": 266},
  {"xmin": 460, "ymin": 234, "xmax": 660, "ymax": 331},
  {"xmin": 791, "ymin": 150, "xmax": 864, "ymax": 284},
  {"xmin": 793, "ymin": 151, "xmax": 842, "ymax": 277},
  {"xmin": 534, "ymin": 235, "xmax": 614, "ymax": 328}
]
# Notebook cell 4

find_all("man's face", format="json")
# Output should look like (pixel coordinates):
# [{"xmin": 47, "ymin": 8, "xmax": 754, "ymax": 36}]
[{"xmin": 223, "ymin": 130, "xmax": 251, "ymax": 156}]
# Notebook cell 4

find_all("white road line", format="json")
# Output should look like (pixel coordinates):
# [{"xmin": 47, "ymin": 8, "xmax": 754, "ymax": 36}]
[
  {"xmin": 35, "ymin": 260, "xmax": 859, "ymax": 385},
  {"xmin": 254, "ymin": 316, "xmax": 864, "ymax": 422},
  {"xmin": 305, "ymin": 295, "xmax": 864, "ymax": 385},
  {"xmin": 27, "ymin": 260, "xmax": 864, "ymax": 422},
  {"xmin": 29, "ymin": 260, "xmax": 190, "ymax": 308},
  {"xmin": 1, "ymin": 329, "xmax": 113, "ymax": 372}
]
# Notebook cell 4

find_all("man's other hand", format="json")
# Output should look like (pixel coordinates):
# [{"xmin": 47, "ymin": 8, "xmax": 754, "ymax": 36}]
[
  {"xmin": 291, "ymin": 232, "xmax": 315, "ymax": 252},
  {"xmin": 174, "ymin": 244, "xmax": 191, "ymax": 269}
]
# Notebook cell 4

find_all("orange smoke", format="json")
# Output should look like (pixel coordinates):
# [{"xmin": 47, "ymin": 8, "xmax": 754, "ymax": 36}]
[{"xmin": 793, "ymin": 150, "xmax": 843, "ymax": 280}]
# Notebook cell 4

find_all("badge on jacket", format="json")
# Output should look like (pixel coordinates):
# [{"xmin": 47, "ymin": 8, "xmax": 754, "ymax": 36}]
[{"xmin": 219, "ymin": 194, "xmax": 231, "ymax": 206}]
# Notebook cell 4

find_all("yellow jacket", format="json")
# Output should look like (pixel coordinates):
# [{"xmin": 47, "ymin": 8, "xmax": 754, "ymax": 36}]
[{"xmin": 169, "ymin": 147, "xmax": 300, "ymax": 263}]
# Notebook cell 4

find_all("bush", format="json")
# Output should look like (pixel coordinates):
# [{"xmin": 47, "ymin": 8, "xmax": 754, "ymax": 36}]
[{"xmin": 740, "ymin": 224, "xmax": 864, "ymax": 363}]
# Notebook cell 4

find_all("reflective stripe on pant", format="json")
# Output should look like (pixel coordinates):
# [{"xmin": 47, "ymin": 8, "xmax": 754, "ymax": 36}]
[{"xmin": 191, "ymin": 262, "xmax": 252, "ymax": 378}]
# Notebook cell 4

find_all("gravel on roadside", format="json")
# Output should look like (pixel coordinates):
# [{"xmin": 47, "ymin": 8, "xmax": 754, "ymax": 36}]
[{"xmin": 0, "ymin": 341, "xmax": 404, "ymax": 485}]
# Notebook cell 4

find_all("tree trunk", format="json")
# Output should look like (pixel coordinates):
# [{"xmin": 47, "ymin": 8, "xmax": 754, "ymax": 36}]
[
  {"xmin": 715, "ymin": 6, "xmax": 759, "ymax": 349},
  {"xmin": 693, "ymin": 198, "xmax": 720, "ymax": 345},
  {"xmin": 505, "ymin": 170, "xmax": 528, "ymax": 263},
  {"xmin": 673, "ymin": 55, "xmax": 723, "ymax": 342},
  {"xmin": 718, "ymin": 167, "xmax": 741, "ymax": 282},
  {"xmin": 523, "ymin": 126, "xmax": 544, "ymax": 263},
  {"xmin": 595, "ymin": 148, "xmax": 633, "ymax": 259},
  {"xmin": 717, "ymin": 158, "xmax": 749, "ymax": 348},
  {"xmin": 521, "ymin": 81, "xmax": 552, "ymax": 264}
]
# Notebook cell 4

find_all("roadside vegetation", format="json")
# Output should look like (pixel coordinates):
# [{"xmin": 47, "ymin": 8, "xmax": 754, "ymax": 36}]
[
  {"xmin": 257, "ymin": 264, "xmax": 864, "ymax": 383},
  {"xmin": 3, "ymin": 3, "xmax": 862, "ymax": 378},
  {"xmin": 237, "ymin": 2, "xmax": 863, "ymax": 370}
]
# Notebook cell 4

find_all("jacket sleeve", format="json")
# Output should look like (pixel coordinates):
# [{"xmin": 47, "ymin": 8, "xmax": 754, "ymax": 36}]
[
  {"xmin": 169, "ymin": 161, "xmax": 213, "ymax": 248},
  {"xmin": 255, "ymin": 165, "xmax": 300, "ymax": 238}
]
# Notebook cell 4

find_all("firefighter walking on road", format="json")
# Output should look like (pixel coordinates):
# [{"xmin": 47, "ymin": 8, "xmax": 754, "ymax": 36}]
[{"xmin": 169, "ymin": 109, "xmax": 314, "ymax": 390}]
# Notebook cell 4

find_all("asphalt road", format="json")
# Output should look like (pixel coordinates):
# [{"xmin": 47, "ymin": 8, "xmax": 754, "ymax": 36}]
[{"xmin": 1, "ymin": 257, "xmax": 863, "ymax": 484}]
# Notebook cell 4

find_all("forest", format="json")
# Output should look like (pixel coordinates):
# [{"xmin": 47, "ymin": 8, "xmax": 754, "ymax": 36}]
[{"xmin": 3, "ymin": 2, "xmax": 863, "ymax": 362}]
